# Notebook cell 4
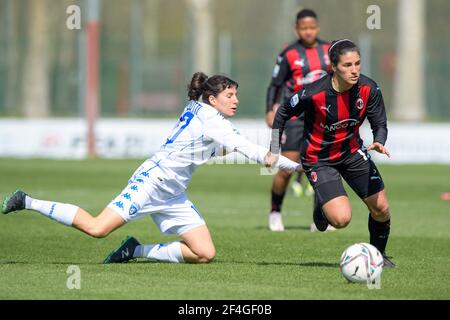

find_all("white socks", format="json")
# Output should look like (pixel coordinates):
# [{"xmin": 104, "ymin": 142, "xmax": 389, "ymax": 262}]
[
  {"xmin": 25, "ymin": 196, "xmax": 78, "ymax": 226},
  {"xmin": 133, "ymin": 241, "xmax": 184, "ymax": 263}
]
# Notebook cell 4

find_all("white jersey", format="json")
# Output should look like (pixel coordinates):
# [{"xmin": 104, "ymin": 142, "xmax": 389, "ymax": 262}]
[{"xmin": 148, "ymin": 100, "xmax": 299, "ymax": 195}]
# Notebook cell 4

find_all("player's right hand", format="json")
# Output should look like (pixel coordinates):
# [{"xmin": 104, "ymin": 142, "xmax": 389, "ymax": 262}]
[{"xmin": 264, "ymin": 152, "xmax": 279, "ymax": 168}]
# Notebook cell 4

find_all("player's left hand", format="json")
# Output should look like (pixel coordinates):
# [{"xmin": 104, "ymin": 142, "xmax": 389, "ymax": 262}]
[
  {"xmin": 367, "ymin": 142, "xmax": 390, "ymax": 158},
  {"xmin": 264, "ymin": 152, "xmax": 279, "ymax": 168}
]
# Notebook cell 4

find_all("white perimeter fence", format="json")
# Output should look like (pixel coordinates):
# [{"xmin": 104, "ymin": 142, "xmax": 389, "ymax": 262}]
[{"xmin": 1, "ymin": 119, "xmax": 450, "ymax": 164}]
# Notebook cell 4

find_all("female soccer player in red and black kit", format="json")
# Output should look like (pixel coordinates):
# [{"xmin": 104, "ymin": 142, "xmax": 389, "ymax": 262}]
[
  {"xmin": 268, "ymin": 39, "xmax": 395, "ymax": 267},
  {"xmin": 266, "ymin": 9, "xmax": 332, "ymax": 232}
]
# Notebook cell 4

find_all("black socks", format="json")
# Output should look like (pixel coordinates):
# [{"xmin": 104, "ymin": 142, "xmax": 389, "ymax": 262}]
[
  {"xmin": 368, "ymin": 214, "xmax": 391, "ymax": 255},
  {"xmin": 271, "ymin": 190, "xmax": 285, "ymax": 213}
]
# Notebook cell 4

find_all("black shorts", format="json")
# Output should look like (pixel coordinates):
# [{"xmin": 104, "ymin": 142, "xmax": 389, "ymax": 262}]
[
  {"xmin": 281, "ymin": 118, "xmax": 304, "ymax": 152},
  {"xmin": 303, "ymin": 149, "xmax": 385, "ymax": 206}
]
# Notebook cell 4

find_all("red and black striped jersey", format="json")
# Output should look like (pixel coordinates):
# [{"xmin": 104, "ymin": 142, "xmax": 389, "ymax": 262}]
[
  {"xmin": 271, "ymin": 74, "xmax": 388, "ymax": 165},
  {"xmin": 266, "ymin": 39, "xmax": 331, "ymax": 114}
]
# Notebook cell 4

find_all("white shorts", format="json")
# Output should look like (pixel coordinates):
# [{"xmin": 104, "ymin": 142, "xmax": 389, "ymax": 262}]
[{"xmin": 107, "ymin": 160, "xmax": 206, "ymax": 236}]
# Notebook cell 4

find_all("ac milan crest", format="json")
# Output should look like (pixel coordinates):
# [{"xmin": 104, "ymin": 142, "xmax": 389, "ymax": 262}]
[{"xmin": 356, "ymin": 98, "xmax": 364, "ymax": 110}]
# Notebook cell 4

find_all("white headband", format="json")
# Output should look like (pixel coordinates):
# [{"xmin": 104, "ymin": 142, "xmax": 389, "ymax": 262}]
[{"xmin": 329, "ymin": 39, "xmax": 353, "ymax": 54}]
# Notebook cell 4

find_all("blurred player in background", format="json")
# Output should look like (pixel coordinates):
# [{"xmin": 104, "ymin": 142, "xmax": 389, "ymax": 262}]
[
  {"xmin": 265, "ymin": 9, "xmax": 333, "ymax": 232},
  {"xmin": 268, "ymin": 39, "xmax": 395, "ymax": 267},
  {"xmin": 2, "ymin": 72, "xmax": 301, "ymax": 264}
]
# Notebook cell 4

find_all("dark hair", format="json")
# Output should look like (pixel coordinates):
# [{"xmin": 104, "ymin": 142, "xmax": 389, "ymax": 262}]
[
  {"xmin": 187, "ymin": 72, "xmax": 238, "ymax": 103},
  {"xmin": 328, "ymin": 39, "xmax": 360, "ymax": 65},
  {"xmin": 296, "ymin": 9, "xmax": 318, "ymax": 23}
]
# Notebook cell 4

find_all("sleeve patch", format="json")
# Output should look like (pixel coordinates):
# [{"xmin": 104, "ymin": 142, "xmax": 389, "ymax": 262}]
[
  {"xmin": 290, "ymin": 94, "xmax": 299, "ymax": 108},
  {"xmin": 272, "ymin": 65, "xmax": 280, "ymax": 78}
]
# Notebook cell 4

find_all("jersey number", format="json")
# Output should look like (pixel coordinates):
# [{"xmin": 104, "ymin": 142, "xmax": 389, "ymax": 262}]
[{"xmin": 165, "ymin": 112, "xmax": 194, "ymax": 145}]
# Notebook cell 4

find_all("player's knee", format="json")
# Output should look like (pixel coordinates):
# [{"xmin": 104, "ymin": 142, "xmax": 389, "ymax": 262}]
[
  {"xmin": 331, "ymin": 213, "xmax": 352, "ymax": 229},
  {"xmin": 332, "ymin": 219, "xmax": 350, "ymax": 229},
  {"xmin": 196, "ymin": 248, "xmax": 216, "ymax": 263},
  {"xmin": 371, "ymin": 205, "xmax": 390, "ymax": 220},
  {"xmin": 277, "ymin": 169, "xmax": 293, "ymax": 180},
  {"xmin": 87, "ymin": 225, "xmax": 111, "ymax": 239}
]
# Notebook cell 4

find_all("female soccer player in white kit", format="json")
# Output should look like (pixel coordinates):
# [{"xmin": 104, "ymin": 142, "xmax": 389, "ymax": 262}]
[{"xmin": 2, "ymin": 72, "xmax": 300, "ymax": 264}]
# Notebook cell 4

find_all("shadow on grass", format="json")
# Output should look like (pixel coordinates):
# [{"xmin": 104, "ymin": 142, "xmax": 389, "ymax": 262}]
[
  {"xmin": 214, "ymin": 260, "xmax": 339, "ymax": 268},
  {"xmin": 0, "ymin": 260, "xmax": 339, "ymax": 268},
  {"xmin": 284, "ymin": 225, "xmax": 312, "ymax": 231},
  {"xmin": 255, "ymin": 225, "xmax": 311, "ymax": 231},
  {"xmin": 257, "ymin": 261, "xmax": 339, "ymax": 268},
  {"xmin": 0, "ymin": 260, "xmax": 169, "ymax": 266},
  {"xmin": 0, "ymin": 260, "xmax": 103, "ymax": 266}
]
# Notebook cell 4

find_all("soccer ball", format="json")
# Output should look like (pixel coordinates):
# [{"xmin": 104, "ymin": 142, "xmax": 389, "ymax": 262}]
[{"xmin": 340, "ymin": 243, "xmax": 384, "ymax": 284}]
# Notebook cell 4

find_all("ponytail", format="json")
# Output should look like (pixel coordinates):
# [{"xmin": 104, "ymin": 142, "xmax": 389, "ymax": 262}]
[{"xmin": 187, "ymin": 72, "xmax": 209, "ymax": 101}]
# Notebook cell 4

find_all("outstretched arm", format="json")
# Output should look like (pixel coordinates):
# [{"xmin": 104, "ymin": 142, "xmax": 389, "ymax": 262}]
[{"xmin": 203, "ymin": 116, "xmax": 301, "ymax": 172}]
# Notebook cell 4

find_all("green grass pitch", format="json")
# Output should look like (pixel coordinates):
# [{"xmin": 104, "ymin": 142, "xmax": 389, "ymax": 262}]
[{"xmin": 0, "ymin": 159, "xmax": 449, "ymax": 299}]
